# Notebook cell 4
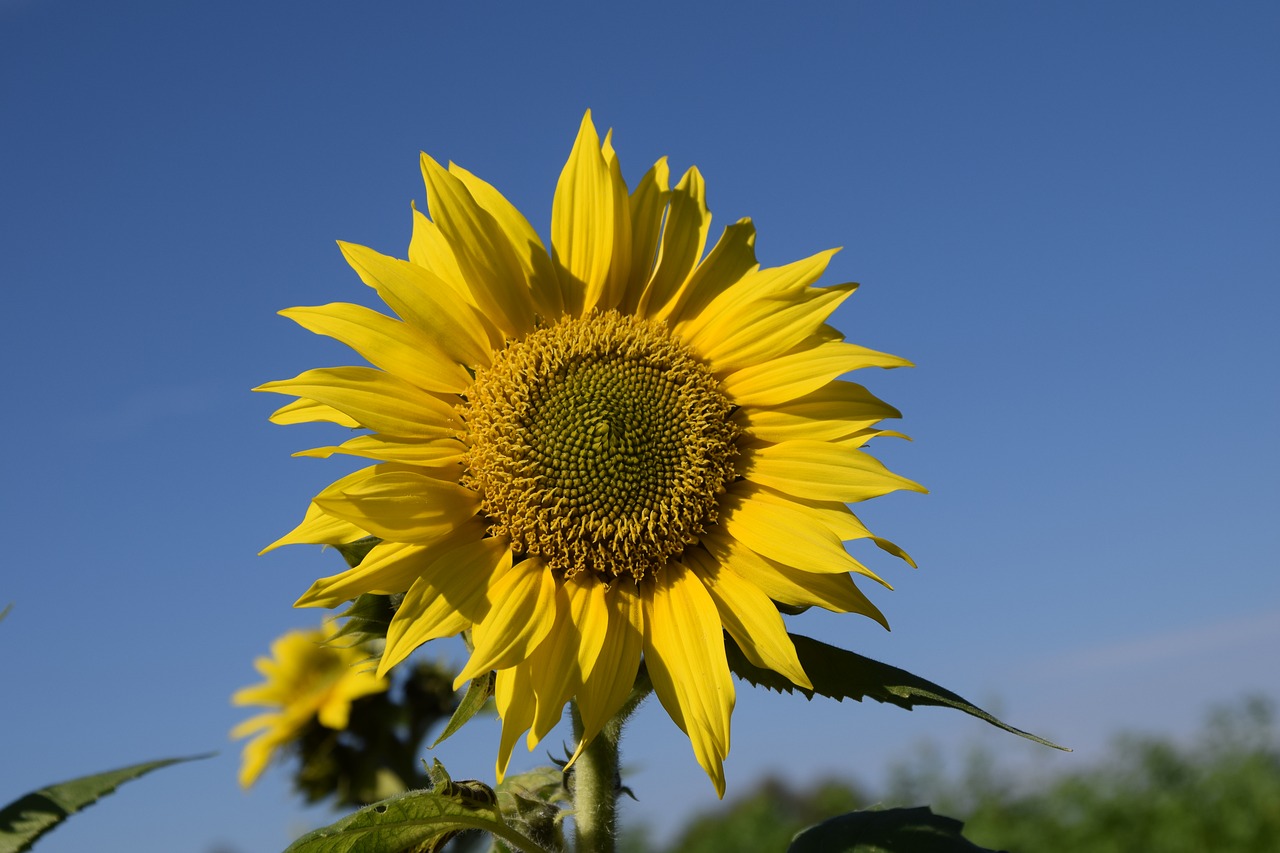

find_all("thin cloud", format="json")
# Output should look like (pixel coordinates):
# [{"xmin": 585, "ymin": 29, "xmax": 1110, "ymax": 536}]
[{"xmin": 1033, "ymin": 607, "xmax": 1280, "ymax": 676}]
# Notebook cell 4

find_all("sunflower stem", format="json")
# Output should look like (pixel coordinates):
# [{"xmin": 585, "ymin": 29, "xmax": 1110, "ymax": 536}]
[
  {"xmin": 570, "ymin": 677, "xmax": 649, "ymax": 853},
  {"xmin": 570, "ymin": 703, "xmax": 621, "ymax": 853}
]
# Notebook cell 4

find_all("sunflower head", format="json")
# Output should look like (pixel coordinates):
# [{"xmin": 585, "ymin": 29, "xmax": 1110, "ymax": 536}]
[
  {"xmin": 257, "ymin": 111, "xmax": 923, "ymax": 795},
  {"xmin": 231, "ymin": 620, "xmax": 388, "ymax": 788},
  {"xmin": 463, "ymin": 310, "xmax": 738, "ymax": 582}
]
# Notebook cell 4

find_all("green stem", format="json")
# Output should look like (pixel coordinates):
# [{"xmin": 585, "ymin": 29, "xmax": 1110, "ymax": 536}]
[
  {"xmin": 571, "ymin": 675, "xmax": 651, "ymax": 853},
  {"xmin": 571, "ymin": 704, "xmax": 619, "ymax": 853}
]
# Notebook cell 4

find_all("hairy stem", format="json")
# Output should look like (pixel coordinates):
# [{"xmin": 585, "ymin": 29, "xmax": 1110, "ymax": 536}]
[
  {"xmin": 570, "ymin": 676, "xmax": 650, "ymax": 853},
  {"xmin": 571, "ymin": 704, "xmax": 620, "ymax": 853}
]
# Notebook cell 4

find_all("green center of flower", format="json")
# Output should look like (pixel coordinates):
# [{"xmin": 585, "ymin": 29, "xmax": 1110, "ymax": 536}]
[{"xmin": 462, "ymin": 311, "xmax": 738, "ymax": 581}]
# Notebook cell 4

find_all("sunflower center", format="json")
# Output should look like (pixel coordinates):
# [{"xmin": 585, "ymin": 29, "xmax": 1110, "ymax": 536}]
[{"xmin": 462, "ymin": 311, "xmax": 737, "ymax": 581}]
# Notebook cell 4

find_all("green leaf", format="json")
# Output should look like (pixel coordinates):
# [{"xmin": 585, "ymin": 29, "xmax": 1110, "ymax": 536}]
[
  {"xmin": 0, "ymin": 603, "xmax": 11, "ymax": 624},
  {"xmin": 431, "ymin": 672, "xmax": 494, "ymax": 748},
  {"xmin": 788, "ymin": 806, "xmax": 1004, "ymax": 852},
  {"xmin": 285, "ymin": 767, "xmax": 554, "ymax": 853},
  {"xmin": 726, "ymin": 633, "xmax": 1067, "ymax": 751},
  {"xmin": 0, "ymin": 754, "xmax": 210, "ymax": 853}
]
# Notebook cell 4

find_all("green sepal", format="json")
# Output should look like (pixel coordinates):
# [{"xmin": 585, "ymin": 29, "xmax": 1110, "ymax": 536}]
[
  {"xmin": 726, "ymin": 633, "xmax": 1067, "ymax": 751},
  {"xmin": 431, "ymin": 672, "xmax": 494, "ymax": 748},
  {"xmin": 491, "ymin": 767, "xmax": 568, "ymax": 853},
  {"xmin": 0, "ymin": 754, "xmax": 211, "ymax": 853},
  {"xmin": 788, "ymin": 806, "xmax": 1003, "ymax": 852},
  {"xmin": 327, "ymin": 539, "xmax": 395, "ymax": 646},
  {"xmin": 334, "ymin": 536, "xmax": 381, "ymax": 569},
  {"xmin": 495, "ymin": 766, "xmax": 566, "ymax": 804},
  {"xmin": 332, "ymin": 593, "xmax": 397, "ymax": 646},
  {"xmin": 284, "ymin": 761, "xmax": 554, "ymax": 853}
]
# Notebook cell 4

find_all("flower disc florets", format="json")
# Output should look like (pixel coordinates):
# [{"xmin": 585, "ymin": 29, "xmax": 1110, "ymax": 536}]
[{"xmin": 462, "ymin": 311, "xmax": 738, "ymax": 581}]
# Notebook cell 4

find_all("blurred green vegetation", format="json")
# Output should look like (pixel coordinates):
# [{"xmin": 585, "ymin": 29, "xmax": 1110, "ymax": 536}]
[{"xmin": 621, "ymin": 696, "xmax": 1280, "ymax": 852}]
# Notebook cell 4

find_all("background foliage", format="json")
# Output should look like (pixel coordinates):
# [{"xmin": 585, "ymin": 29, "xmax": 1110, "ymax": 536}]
[{"xmin": 620, "ymin": 697, "xmax": 1280, "ymax": 852}]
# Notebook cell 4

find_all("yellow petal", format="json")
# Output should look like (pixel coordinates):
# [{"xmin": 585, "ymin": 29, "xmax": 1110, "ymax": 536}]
[
  {"xmin": 830, "ymin": 427, "xmax": 909, "ymax": 449},
  {"xmin": 295, "ymin": 519, "xmax": 487, "ymax": 608},
  {"xmin": 868, "ymin": 535, "xmax": 916, "ymax": 568},
  {"xmin": 573, "ymin": 577, "xmax": 642, "ymax": 755},
  {"xmin": 408, "ymin": 203, "xmax": 472, "ymax": 305},
  {"xmin": 741, "ymin": 439, "xmax": 927, "ymax": 503},
  {"xmin": 494, "ymin": 663, "xmax": 536, "ymax": 782},
  {"xmin": 733, "ymin": 381, "xmax": 900, "ymax": 442},
  {"xmin": 317, "ymin": 669, "xmax": 386, "ymax": 728},
  {"xmin": 261, "ymin": 468, "xmax": 378, "ymax": 553},
  {"xmin": 741, "ymin": 487, "xmax": 913, "ymax": 566},
  {"xmin": 600, "ymin": 129, "xmax": 633, "ymax": 313},
  {"xmin": 637, "ymin": 167, "xmax": 710, "ymax": 317},
  {"xmin": 338, "ymin": 241, "xmax": 493, "ymax": 367},
  {"xmin": 456, "ymin": 557, "xmax": 558, "ymax": 686},
  {"xmin": 420, "ymin": 153, "xmax": 536, "ymax": 336},
  {"xmin": 255, "ymin": 367, "xmax": 459, "ymax": 438},
  {"xmin": 684, "ymin": 547, "xmax": 811, "ymax": 689},
  {"xmin": 449, "ymin": 163, "xmax": 564, "ymax": 321},
  {"xmin": 701, "ymin": 531, "xmax": 887, "ymax": 624},
  {"xmin": 721, "ymin": 341, "xmax": 913, "ymax": 407},
  {"xmin": 720, "ymin": 483, "xmax": 883, "ymax": 581},
  {"xmin": 658, "ymin": 218, "xmax": 759, "ymax": 326},
  {"xmin": 552, "ymin": 110, "xmax": 616, "ymax": 316},
  {"xmin": 679, "ymin": 259, "xmax": 855, "ymax": 372},
  {"xmin": 260, "ymin": 504, "xmax": 367, "ymax": 554},
  {"xmin": 232, "ymin": 668, "xmax": 289, "ymax": 704},
  {"xmin": 268, "ymin": 397, "xmax": 360, "ymax": 428},
  {"xmin": 643, "ymin": 562, "xmax": 735, "ymax": 797},
  {"xmin": 279, "ymin": 303, "xmax": 471, "ymax": 394},
  {"xmin": 675, "ymin": 249, "xmax": 837, "ymax": 345},
  {"xmin": 743, "ymin": 486, "xmax": 874, "ymax": 541},
  {"xmin": 235, "ymin": 721, "xmax": 289, "ymax": 788},
  {"xmin": 229, "ymin": 711, "xmax": 276, "ymax": 737},
  {"xmin": 699, "ymin": 283, "xmax": 857, "ymax": 374},
  {"xmin": 294, "ymin": 434, "xmax": 465, "ymax": 468},
  {"xmin": 295, "ymin": 541, "xmax": 427, "ymax": 608},
  {"xmin": 314, "ymin": 470, "xmax": 480, "ymax": 543},
  {"xmin": 619, "ymin": 158, "xmax": 671, "ymax": 311},
  {"xmin": 379, "ymin": 536, "xmax": 512, "ymax": 676},
  {"xmin": 525, "ymin": 581, "xmax": 582, "ymax": 747}
]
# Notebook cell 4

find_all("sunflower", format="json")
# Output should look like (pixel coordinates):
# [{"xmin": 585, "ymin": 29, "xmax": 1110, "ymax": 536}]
[
  {"xmin": 257, "ymin": 111, "xmax": 923, "ymax": 795},
  {"xmin": 231, "ymin": 620, "xmax": 388, "ymax": 788}
]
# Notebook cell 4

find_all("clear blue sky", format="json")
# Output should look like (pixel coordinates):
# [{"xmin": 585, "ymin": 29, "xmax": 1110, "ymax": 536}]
[{"xmin": 3, "ymin": 1, "xmax": 1278, "ymax": 850}]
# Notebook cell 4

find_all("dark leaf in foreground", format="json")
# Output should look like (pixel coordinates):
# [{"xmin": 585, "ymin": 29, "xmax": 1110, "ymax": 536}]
[
  {"xmin": 726, "ymin": 633, "xmax": 1066, "ymax": 750},
  {"xmin": 788, "ymin": 806, "xmax": 1005, "ymax": 853},
  {"xmin": 0, "ymin": 755, "xmax": 210, "ymax": 853}
]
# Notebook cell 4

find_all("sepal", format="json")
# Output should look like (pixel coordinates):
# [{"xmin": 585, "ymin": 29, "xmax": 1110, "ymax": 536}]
[
  {"xmin": 334, "ymin": 536, "xmax": 382, "ymax": 568},
  {"xmin": 332, "ymin": 593, "xmax": 398, "ymax": 650},
  {"xmin": 432, "ymin": 672, "xmax": 495, "ymax": 748}
]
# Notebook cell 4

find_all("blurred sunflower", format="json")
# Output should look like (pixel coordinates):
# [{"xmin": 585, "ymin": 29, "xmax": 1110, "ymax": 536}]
[
  {"xmin": 231, "ymin": 620, "xmax": 388, "ymax": 788},
  {"xmin": 257, "ymin": 111, "xmax": 923, "ymax": 795}
]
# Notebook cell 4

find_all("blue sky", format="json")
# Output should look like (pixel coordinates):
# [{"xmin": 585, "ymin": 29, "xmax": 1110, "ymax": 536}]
[{"xmin": 3, "ymin": 1, "xmax": 1278, "ymax": 850}]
